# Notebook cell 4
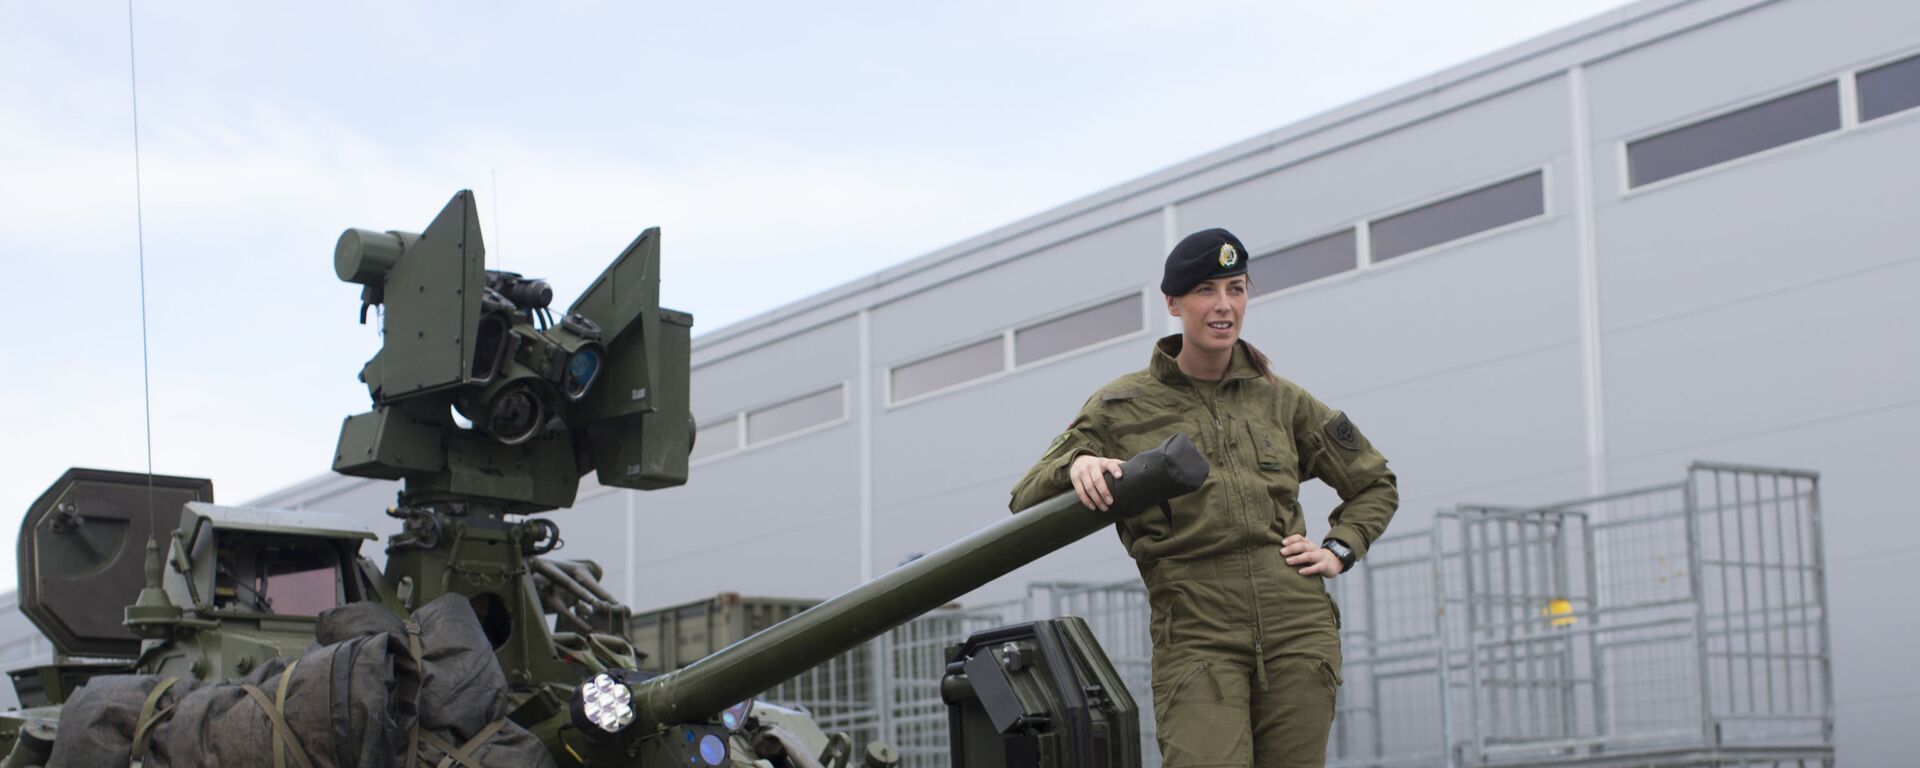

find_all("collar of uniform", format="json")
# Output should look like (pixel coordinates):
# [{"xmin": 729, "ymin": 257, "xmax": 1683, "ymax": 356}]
[{"xmin": 1148, "ymin": 334, "xmax": 1262, "ymax": 386}]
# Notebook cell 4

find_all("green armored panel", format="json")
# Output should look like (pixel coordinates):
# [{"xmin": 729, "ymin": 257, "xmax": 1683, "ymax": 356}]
[
  {"xmin": 570, "ymin": 227, "xmax": 663, "ymax": 422},
  {"xmin": 589, "ymin": 308, "xmax": 693, "ymax": 490},
  {"xmin": 375, "ymin": 191, "xmax": 485, "ymax": 401},
  {"xmin": 441, "ymin": 434, "xmax": 581, "ymax": 511},
  {"xmin": 332, "ymin": 405, "xmax": 447, "ymax": 479},
  {"xmin": 17, "ymin": 468, "xmax": 213, "ymax": 659}
]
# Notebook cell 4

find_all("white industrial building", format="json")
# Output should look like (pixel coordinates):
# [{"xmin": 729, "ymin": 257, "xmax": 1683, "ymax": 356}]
[{"xmin": 5, "ymin": 0, "xmax": 1915, "ymax": 763}]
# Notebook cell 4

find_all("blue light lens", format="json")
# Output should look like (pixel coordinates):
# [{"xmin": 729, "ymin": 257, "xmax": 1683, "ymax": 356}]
[
  {"xmin": 564, "ymin": 348, "xmax": 601, "ymax": 398},
  {"xmin": 568, "ymin": 348, "xmax": 599, "ymax": 379},
  {"xmin": 698, "ymin": 734, "xmax": 727, "ymax": 765}
]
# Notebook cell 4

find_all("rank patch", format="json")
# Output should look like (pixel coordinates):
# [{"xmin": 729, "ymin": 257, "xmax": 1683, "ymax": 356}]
[{"xmin": 1326, "ymin": 413, "xmax": 1361, "ymax": 452}]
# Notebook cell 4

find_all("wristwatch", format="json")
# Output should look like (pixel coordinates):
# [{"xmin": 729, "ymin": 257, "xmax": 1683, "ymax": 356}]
[{"xmin": 1322, "ymin": 539, "xmax": 1356, "ymax": 571}]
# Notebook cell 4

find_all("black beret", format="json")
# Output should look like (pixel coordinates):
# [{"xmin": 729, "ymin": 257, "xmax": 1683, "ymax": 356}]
[{"xmin": 1160, "ymin": 228, "xmax": 1249, "ymax": 295}]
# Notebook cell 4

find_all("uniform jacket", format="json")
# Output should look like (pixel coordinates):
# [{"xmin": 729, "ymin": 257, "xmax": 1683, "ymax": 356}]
[{"xmin": 1009, "ymin": 335, "xmax": 1397, "ymax": 566}]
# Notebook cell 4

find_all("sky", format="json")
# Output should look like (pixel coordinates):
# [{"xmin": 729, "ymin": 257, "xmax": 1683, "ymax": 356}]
[{"xmin": 0, "ymin": 0, "xmax": 1633, "ymax": 591}]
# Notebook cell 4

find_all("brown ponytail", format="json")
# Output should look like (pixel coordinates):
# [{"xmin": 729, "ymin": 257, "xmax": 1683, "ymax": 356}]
[{"xmin": 1240, "ymin": 340, "xmax": 1280, "ymax": 383}]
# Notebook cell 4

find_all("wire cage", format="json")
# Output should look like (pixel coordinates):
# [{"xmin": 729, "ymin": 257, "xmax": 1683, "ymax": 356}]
[{"xmin": 1330, "ymin": 462, "xmax": 1833, "ymax": 767}]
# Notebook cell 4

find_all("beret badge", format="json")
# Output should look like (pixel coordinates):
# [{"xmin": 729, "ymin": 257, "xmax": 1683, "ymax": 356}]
[{"xmin": 1218, "ymin": 243, "xmax": 1239, "ymax": 268}]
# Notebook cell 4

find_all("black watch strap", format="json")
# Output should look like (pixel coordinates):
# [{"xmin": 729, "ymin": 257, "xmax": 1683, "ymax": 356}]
[{"xmin": 1323, "ymin": 539, "xmax": 1356, "ymax": 570}]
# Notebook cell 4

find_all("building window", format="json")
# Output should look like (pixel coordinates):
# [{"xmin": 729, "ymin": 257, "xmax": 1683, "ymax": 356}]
[
  {"xmin": 1014, "ymin": 295, "xmax": 1141, "ymax": 366},
  {"xmin": 891, "ymin": 337, "xmax": 1004, "ymax": 403},
  {"xmin": 747, "ymin": 385, "xmax": 846, "ymax": 443},
  {"xmin": 1627, "ymin": 83, "xmax": 1840, "ymax": 187},
  {"xmin": 1370, "ymin": 171, "xmax": 1545, "ymax": 261},
  {"xmin": 690, "ymin": 417, "xmax": 739, "ymax": 461},
  {"xmin": 1250, "ymin": 229, "xmax": 1356, "ymax": 295},
  {"xmin": 1859, "ymin": 53, "xmax": 1920, "ymax": 123}
]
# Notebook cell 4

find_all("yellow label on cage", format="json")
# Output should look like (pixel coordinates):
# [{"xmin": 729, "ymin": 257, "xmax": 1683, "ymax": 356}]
[{"xmin": 1545, "ymin": 598, "xmax": 1576, "ymax": 628}]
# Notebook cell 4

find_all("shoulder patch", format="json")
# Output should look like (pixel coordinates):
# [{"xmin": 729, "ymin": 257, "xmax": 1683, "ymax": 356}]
[
  {"xmin": 1100, "ymin": 388, "xmax": 1139, "ymax": 403},
  {"xmin": 1325, "ymin": 413, "xmax": 1362, "ymax": 452}
]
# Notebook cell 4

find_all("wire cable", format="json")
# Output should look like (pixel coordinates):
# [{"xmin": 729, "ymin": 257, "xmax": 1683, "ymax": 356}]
[{"xmin": 126, "ymin": 0, "xmax": 158, "ymax": 531}]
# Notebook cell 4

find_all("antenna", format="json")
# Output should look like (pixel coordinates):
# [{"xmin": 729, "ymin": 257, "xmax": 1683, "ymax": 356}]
[
  {"xmin": 125, "ymin": 0, "xmax": 157, "ymax": 534},
  {"xmin": 491, "ymin": 168, "xmax": 502, "ymax": 271}
]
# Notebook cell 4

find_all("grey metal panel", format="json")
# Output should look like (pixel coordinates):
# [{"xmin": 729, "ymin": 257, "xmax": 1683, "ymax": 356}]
[
  {"xmin": 1586, "ymin": 0, "xmax": 1920, "ymax": 139},
  {"xmin": 691, "ymin": 315, "xmax": 856, "ymax": 421},
  {"xmin": 869, "ymin": 215, "xmax": 1159, "ymax": 366},
  {"xmin": 1601, "ymin": 258, "xmax": 1920, "ymax": 463},
  {"xmin": 632, "ymin": 426, "xmax": 862, "ymax": 608},
  {"xmin": 1243, "ymin": 217, "xmax": 1583, "ymax": 400},
  {"xmin": 1595, "ymin": 114, "xmax": 1920, "ymax": 331},
  {"xmin": 1178, "ymin": 76, "xmax": 1569, "ymax": 253},
  {"xmin": 1316, "ymin": 344, "xmax": 1591, "ymax": 524},
  {"xmin": 1826, "ymin": 551, "xmax": 1920, "ymax": 767}
]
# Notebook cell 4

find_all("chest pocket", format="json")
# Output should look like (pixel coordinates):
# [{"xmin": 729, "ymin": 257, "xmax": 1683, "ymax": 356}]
[
  {"xmin": 1247, "ymin": 422, "xmax": 1302, "ymax": 522},
  {"xmin": 1247, "ymin": 423, "xmax": 1296, "ymax": 478}
]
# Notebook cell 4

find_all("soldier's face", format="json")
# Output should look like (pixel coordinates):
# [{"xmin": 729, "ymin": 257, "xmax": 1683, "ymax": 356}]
[{"xmin": 1166, "ymin": 276, "xmax": 1247, "ymax": 356}]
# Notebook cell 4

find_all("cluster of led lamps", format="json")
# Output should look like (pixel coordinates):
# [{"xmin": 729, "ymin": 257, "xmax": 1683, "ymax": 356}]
[{"xmin": 581, "ymin": 673, "xmax": 635, "ymax": 733}]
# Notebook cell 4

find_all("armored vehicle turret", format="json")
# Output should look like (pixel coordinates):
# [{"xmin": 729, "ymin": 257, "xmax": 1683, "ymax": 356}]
[{"xmin": 2, "ymin": 192, "xmax": 1206, "ymax": 768}]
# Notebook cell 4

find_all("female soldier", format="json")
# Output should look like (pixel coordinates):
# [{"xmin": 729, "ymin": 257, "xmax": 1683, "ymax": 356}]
[{"xmin": 1008, "ymin": 228, "xmax": 1397, "ymax": 768}]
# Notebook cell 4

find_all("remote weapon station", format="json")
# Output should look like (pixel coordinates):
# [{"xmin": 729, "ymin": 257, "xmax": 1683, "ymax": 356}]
[{"xmin": 3, "ymin": 192, "xmax": 1206, "ymax": 768}]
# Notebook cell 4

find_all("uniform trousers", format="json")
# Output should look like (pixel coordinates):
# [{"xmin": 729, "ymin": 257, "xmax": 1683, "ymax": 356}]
[{"xmin": 1143, "ymin": 547, "xmax": 1343, "ymax": 768}]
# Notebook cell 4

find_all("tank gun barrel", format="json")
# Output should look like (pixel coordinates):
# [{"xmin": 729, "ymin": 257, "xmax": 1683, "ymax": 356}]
[{"xmin": 625, "ymin": 433, "xmax": 1208, "ymax": 733}]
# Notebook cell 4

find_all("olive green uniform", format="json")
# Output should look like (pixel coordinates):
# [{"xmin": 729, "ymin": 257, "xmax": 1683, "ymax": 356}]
[{"xmin": 1010, "ymin": 336, "xmax": 1398, "ymax": 768}]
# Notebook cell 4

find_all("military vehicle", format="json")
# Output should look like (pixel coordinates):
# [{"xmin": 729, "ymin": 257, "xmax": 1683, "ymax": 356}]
[{"xmin": 0, "ymin": 192, "xmax": 1205, "ymax": 767}]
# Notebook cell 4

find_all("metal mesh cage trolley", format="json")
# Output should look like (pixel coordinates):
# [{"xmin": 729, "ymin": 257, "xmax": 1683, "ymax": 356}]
[{"xmin": 1329, "ymin": 462, "xmax": 1833, "ymax": 767}]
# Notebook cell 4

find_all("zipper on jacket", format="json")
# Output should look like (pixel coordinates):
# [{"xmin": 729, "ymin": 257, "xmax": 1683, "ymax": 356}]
[
  {"xmin": 1224, "ymin": 391, "xmax": 1270, "ymax": 690},
  {"xmin": 1188, "ymin": 377, "xmax": 1270, "ymax": 690}
]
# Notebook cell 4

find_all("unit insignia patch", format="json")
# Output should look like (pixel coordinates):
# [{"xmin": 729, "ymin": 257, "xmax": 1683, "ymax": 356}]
[{"xmin": 1326, "ymin": 413, "xmax": 1361, "ymax": 452}]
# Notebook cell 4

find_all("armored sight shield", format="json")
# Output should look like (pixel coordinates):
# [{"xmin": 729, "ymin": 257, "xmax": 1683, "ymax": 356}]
[
  {"xmin": 17, "ymin": 468, "xmax": 212, "ymax": 660},
  {"xmin": 332, "ymin": 191, "xmax": 693, "ymax": 513}
]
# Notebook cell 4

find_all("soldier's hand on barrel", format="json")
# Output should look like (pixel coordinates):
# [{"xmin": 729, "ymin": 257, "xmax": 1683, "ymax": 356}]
[
  {"xmin": 1069, "ymin": 454, "xmax": 1125, "ymax": 511},
  {"xmin": 1283, "ymin": 534, "xmax": 1345, "ymax": 577}
]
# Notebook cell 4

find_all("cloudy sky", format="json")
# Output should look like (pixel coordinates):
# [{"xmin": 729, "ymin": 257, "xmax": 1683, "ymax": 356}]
[{"xmin": 0, "ymin": 1, "xmax": 1631, "ymax": 589}]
